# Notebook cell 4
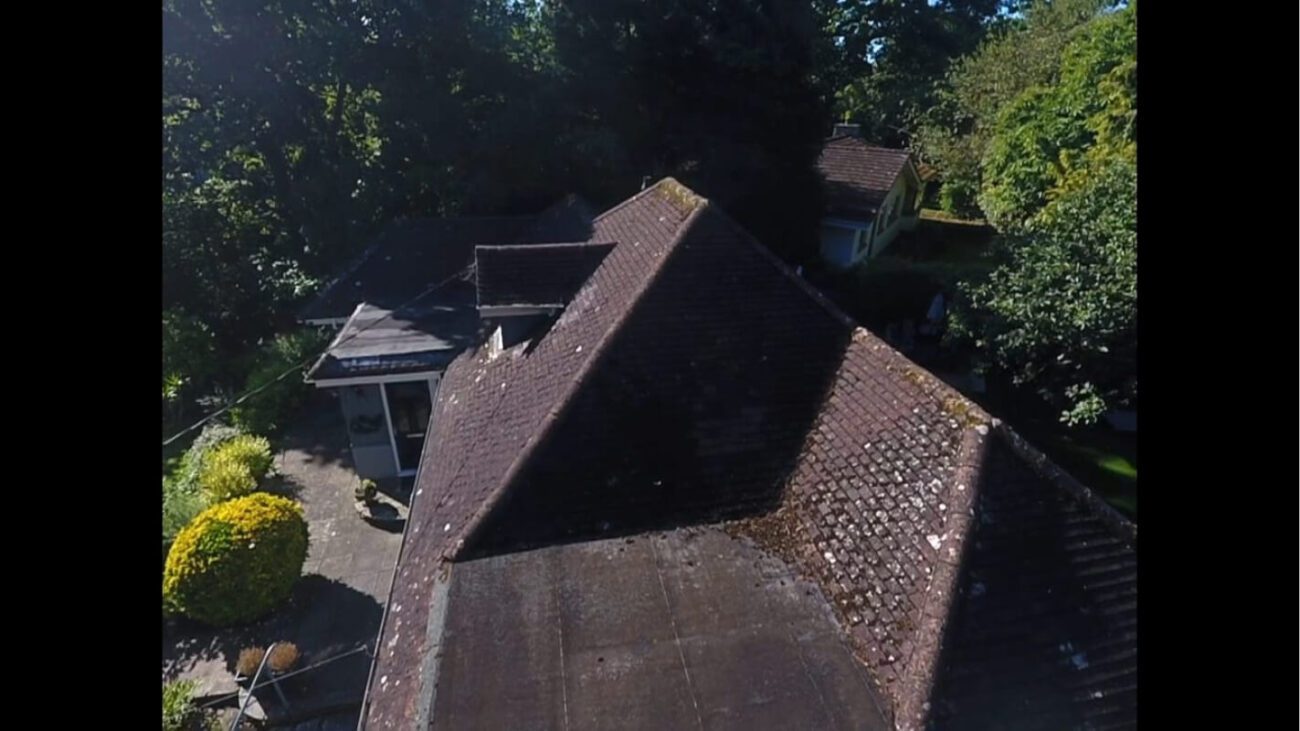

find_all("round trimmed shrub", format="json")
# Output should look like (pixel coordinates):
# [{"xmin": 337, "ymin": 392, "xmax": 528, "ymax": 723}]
[{"xmin": 163, "ymin": 493, "xmax": 309, "ymax": 626}]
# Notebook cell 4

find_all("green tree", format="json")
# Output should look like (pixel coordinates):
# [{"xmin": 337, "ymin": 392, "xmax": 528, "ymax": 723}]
[
  {"xmin": 950, "ymin": 155, "xmax": 1134, "ymax": 424},
  {"xmin": 978, "ymin": 2, "xmax": 1135, "ymax": 229},
  {"xmin": 540, "ymin": 0, "xmax": 833, "ymax": 263},
  {"xmin": 833, "ymin": 0, "xmax": 1003, "ymax": 148},
  {"xmin": 162, "ymin": 310, "xmax": 217, "ymax": 421},
  {"xmin": 913, "ymin": 0, "xmax": 1113, "ymax": 215},
  {"xmin": 163, "ymin": 0, "xmax": 386, "ymax": 366},
  {"xmin": 947, "ymin": 4, "xmax": 1136, "ymax": 425}
]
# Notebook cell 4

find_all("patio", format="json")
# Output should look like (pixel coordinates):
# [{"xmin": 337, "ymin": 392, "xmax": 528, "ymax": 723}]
[{"xmin": 162, "ymin": 392, "xmax": 404, "ymax": 725}]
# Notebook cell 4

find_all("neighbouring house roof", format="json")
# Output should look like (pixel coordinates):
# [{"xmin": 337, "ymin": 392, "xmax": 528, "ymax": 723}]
[
  {"xmin": 299, "ymin": 196, "xmax": 596, "ymax": 323},
  {"xmin": 475, "ymin": 241, "xmax": 617, "ymax": 309},
  {"xmin": 304, "ymin": 297, "xmax": 479, "ymax": 382},
  {"xmin": 360, "ymin": 179, "xmax": 1137, "ymax": 730},
  {"xmin": 818, "ymin": 136, "xmax": 915, "ymax": 220},
  {"xmin": 300, "ymin": 196, "xmax": 597, "ymax": 382}
]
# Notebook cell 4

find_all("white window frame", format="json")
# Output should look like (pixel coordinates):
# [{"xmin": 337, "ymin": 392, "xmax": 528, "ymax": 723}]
[{"xmin": 377, "ymin": 374, "xmax": 441, "ymax": 477}]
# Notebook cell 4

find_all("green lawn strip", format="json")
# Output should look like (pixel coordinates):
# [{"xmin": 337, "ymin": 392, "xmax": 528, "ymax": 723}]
[{"xmin": 1020, "ymin": 425, "xmax": 1137, "ymax": 520}]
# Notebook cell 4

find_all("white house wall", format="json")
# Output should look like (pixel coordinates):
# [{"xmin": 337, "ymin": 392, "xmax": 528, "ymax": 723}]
[
  {"xmin": 863, "ymin": 166, "xmax": 922, "ymax": 260},
  {"xmin": 818, "ymin": 162, "xmax": 923, "ymax": 270}
]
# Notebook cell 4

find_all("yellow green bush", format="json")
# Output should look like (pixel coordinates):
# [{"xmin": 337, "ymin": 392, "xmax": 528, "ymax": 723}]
[
  {"xmin": 198, "ymin": 451, "xmax": 257, "ymax": 501},
  {"xmin": 198, "ymin": 435, "xmax": 273, "ymax": 501},
  {"xmin": 162, "ymin": 493, "xmax": 309, "ymax": 626}
]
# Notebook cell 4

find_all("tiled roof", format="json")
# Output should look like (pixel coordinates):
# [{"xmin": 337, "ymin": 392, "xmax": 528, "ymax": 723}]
[
  {"xmin": 362, "ymin": 181, "xmax": 700, "ymax": 728},
  {"xmin": 475, "ymin": 241, "xmax": 616, "ymax": 308},
  {"xmin": 359, "ymin": 179, "xmax": 1137, "ymax": 730},
  {"xmin": 928, "ymin": 432, "xmax": 1137, "ymax": 730},
  {"xmin": 818, "ymin": 136, "xmax": 914, "ymax": 220}
]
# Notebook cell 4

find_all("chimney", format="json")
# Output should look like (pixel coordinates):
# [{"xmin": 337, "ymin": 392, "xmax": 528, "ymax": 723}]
[{"xmin": 832, "ymin": 123, "xmax": 861, "ymax": 138}]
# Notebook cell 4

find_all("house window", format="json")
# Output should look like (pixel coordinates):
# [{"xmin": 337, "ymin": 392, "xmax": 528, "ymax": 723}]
[
  {"xmin": 856, "ymin": 227, "xmax": 872, "ymax": 259},
  {"xmin": 888, "ymin": 192, "xmax": 902, "ymax": 226}
]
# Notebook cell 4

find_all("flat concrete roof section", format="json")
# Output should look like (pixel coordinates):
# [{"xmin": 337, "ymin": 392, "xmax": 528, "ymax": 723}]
[{"xmin": 428, "ymin": 528, "xmax": 889, "ymax": 731}]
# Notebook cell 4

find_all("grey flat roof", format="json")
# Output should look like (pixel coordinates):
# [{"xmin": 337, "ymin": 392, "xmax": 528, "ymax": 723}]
[
  {"xmin": 305, "ymin": 293, "xmax": 481, "ymax": 381},
  {"xmin": 427, "ymin": 527, "xmax": 889, "ymax": 730}
]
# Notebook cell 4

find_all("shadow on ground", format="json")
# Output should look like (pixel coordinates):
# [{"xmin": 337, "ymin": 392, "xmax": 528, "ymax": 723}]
[
  {"xmin": 163, "ymin": 575, "xmax": 383, "ymax": 717},
  {"xmin": 277, "ymin": 391, "xmax": 355, "ymax": 470}
]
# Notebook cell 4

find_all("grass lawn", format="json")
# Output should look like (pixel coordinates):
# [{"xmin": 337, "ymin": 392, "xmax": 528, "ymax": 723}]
[
  {"xmin": 1004, "ymin": 418, "xmax": 1137, "ymax": 520},
  {"xmin": 891, "ymin": 211, "xmax": 997, "ymax": 266},
  {"xmin": 811, "ymin": 212, "xmax": 997, "ymax": 332}
]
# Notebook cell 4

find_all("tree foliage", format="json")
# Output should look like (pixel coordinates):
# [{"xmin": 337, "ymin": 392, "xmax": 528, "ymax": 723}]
[
  {"xmin": 978, "ymin": 2, "xmax": 1135, "ymax": 230},
  {"xmin": 947, "ymin": 4, "xmax": 1136, "ymax": 425},
  {"xmin": 228, "ymin": 328, "xmax": 331, "ymax": 437},
  {"xmin": 913, "ymin": 0, "xmax": 1113, "ymax": 215},
  {"xmin": 831, "ymin": 0, "xmax": 1004, "ymax": 148},
  {"xmin": 163, "ymin": 0, "xmax": 837, "ymax": 415}
]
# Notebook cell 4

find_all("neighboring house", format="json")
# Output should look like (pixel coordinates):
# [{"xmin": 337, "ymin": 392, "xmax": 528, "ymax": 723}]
[
  {"xmin": 300, "ymin": 197, "xmax": 595, "ymax": 480},
  {"xmin": 818, "ymin": 123, "xmax": 924, "ymax": 269},
  {"xmin": 359, "ymin": 179, "xmax": 1137, "ymax": 730}
]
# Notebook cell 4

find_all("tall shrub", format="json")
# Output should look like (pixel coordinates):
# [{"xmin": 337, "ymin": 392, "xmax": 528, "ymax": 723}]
[
  {"xmin": 230, "ymin": 329, "xmax": 330, "ymax": 437},
  {"xmin": 198, "ymin": 434, "xmax": 274, "ymax": 501},
  {"xmin": 162, "ymin": 422, "xmax": 245, "ymax": 543},
  {"xmin": 163, "ymin": 679, "xmax": 202, "ymax": 731}
]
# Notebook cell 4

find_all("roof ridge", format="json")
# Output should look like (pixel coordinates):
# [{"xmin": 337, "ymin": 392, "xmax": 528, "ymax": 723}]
[
  {"xmin": 475, "ymin": 240, "xmax": 617, "ymax": 252},
  {"xmin": 893, "ymin": 425, "xmax": 991, "ymax": 731},
  {"xmin": 448, "ymin": 197, "xmax": 712, "ymax": 560},
  {"xmin": 592, "ymin": 177, "xmax": 694, "ymax": 224},
  {"xmin": 824, "ymin": 136, "xmax": 911, "ymax": 154},
  {"xmin": 696, "ymin": 203, "xmax": 991, "ymax": 426}
]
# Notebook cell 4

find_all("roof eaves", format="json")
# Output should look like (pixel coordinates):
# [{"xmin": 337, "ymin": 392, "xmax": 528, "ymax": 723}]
[
  {"xmin": 303, "ymin": 301, "xmax": 367, "ymax": 382},
  {"xmin": 475, "ymin": 241, "xmax": 615, "ymax": 252}
]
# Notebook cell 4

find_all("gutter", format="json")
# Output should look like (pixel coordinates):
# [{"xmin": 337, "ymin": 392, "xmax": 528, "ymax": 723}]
[{"xmin": 356, "ymin": 398, "xmax": 439, "ymax": 730}]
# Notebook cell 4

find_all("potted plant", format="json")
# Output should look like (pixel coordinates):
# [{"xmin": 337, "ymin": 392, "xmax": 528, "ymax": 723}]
[
  {"xmin": 234, "ymin": 646, "xmax": 265, "ymax": 688},
  {"xmin": 266, "ymin": 642, "xmax": 300, "ymax": 677},
  {"xmin": 354, "ymin": 479, "xmax": 377, "ymax": 505}
]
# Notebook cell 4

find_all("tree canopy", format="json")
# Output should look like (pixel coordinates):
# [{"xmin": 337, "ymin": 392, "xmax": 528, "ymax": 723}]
[
  {"xmin": 162, "ymin": 0, "xmax": 1137, "ymax": 432},
  {"xmin": 162, "ymin": 1, "xmax": 837, "ymax": 412},
  {"xmin": 912, "ymin": 0, "xmax": 1115, "ymax": 215},
  {"xmin": 946, "ymin": 2, "xmax": 1136, "ymax": 424}
]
